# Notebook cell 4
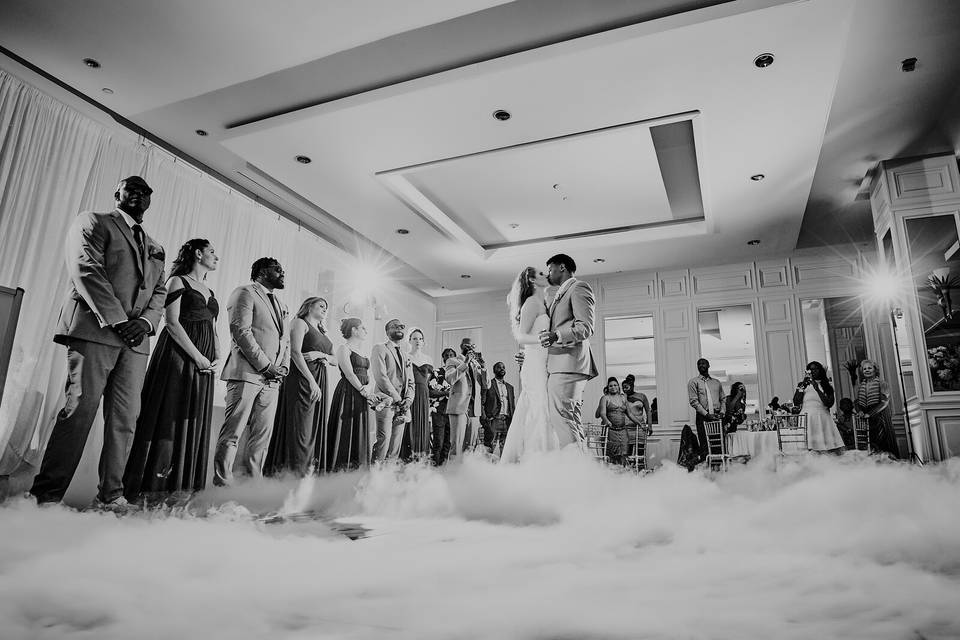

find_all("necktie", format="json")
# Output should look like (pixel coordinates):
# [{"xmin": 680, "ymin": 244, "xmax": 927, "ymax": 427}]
[
  {"xmin": 267, "ymin": 292, "xmax": 281, "ymax": 325},
  {"xmin": 132, "ymin": 223, "xmax": 145, "ymax": 259}
]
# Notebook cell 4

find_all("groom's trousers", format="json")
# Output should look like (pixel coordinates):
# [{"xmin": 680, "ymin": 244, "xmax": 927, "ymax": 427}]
[{"xmin": 547, "ymin": 373, "xmax": 588, "ymax": 447}]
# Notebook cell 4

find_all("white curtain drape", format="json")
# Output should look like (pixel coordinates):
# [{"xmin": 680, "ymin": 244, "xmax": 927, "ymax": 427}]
[{"xmin": 0, "ymin": 68, "xmax": 435, "ymax": 484}]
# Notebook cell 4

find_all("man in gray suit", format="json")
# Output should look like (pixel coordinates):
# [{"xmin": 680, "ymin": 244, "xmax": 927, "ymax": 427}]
[
  {"xmin": 31, "ymin": 176, "xmax": 166, "ymax": 508},
  {"xmin": 213, "ymin": 257, "xmax": 290, "ymax": 485},
  {"xmin": 538, "ymin": 254, "xmax": 598, "ymax": 447},
  {"xmin": 370, "ymin": 318, "xmax": 414, "ymax": 462},
  {"xmin": 444, "ymin": 338, "xmax": 487, "ymax": 459}
]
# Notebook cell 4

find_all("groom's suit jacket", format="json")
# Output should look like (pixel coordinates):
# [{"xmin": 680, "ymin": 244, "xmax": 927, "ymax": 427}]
[
  {"xmin": 546, "ymin": 278, "xmax": 598, "ymax": 379},
  {"xmin": 371, "ymin": 341, "xmax": 415, "ymax": 403},
  {"xmin": 54, "ymin": 209, "xmax": 167, "ymax": 356},
  {"xmin": 221, "ymin": 283, "xmax": 290, "ymax": 384}
]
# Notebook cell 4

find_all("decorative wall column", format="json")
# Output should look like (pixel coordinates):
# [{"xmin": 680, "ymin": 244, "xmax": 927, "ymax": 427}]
[{"xmin": 869, "ymin": 152, "xmax": 960, "ymax": 461}]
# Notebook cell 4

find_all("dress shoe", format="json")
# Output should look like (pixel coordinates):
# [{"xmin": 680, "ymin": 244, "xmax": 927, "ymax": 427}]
[{"xmin": 91, "ymin": 495, "xmax": 138, "ymax": 514}]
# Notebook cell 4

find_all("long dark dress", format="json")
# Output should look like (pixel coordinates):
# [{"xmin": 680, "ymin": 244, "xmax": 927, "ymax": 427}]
[
  {"xmin": 322, "ymin": 350, "xmax": 370, "ymax": 471},
  {"xmin": 400, "ymin": 362, "xmax": 433, "ymax": 461},
  {"xmin": 265, "ymin": 321, "xmax": 333, "ymax": 476},
  {"xmin": 123, "ymin": 277, "xmax": 217, "ymax": 499}
]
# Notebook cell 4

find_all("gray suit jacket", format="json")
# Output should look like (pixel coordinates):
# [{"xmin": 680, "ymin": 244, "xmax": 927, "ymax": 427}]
[
  {"xmin": 370, "ymin": 341, "xmax": 415, "ymax": 403},
  {"xmin": 547, "ymin": 278, "xmax": 598, "ymax": 378},
  {"xmin": 54, "ymin": 209, "xmax": 166, "ymax": 355},
  {"xmin": 444, "ymin": 356, "xmax": 487, "ymax": 416},
  {"xmin": 221, "ymin": 283, "xmax": 290, "ymax": 384}
]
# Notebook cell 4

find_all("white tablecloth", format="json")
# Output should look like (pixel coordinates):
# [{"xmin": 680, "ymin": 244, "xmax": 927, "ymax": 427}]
[{"xmin": 725, "ymin": 430, "xmax": 802, "ymax": 458}]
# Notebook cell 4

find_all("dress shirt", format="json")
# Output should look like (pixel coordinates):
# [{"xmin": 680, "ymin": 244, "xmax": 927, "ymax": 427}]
[
  {"xmin": 495, "ymin": 378, "xmax": 509, "ymax": 417},
  {"xmin": 687, "ymin": 374, "xmax": 724, "ymax": 417}
]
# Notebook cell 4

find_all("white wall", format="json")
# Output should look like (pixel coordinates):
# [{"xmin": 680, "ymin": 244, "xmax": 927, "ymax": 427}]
[{"xmin": 436, "ymin": 246, "xmax": 885, "ymax": 442}]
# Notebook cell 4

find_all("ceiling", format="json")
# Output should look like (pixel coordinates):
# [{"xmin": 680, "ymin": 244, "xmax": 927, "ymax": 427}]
[{"xmin": 3, "ymin": 0, "xmax": 960, "ymax": 296}]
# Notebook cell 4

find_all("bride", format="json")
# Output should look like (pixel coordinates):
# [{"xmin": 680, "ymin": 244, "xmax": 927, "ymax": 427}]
[{"xmin": 500, "ymin": 266, "xmax": 559, "ymax": 463}]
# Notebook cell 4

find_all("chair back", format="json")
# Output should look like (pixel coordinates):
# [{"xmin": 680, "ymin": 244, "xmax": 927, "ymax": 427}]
[
  {"xmin": 703, "ymin": 420, "xmax": 726, "ymax": 456},
  {"xmin": 853, "ymin": 414, "xmax": 870, "ymax": 451},
  {"xmin": 626, "ymin": 426, "xmax": 648, "ymax": 472},
  {"xmin": 584, "ymin": 422, "xmax": 608, "ymax": 462},
  {"xmin": 776, "ymin": 414, "xmax": 808, "ymax": 453}
]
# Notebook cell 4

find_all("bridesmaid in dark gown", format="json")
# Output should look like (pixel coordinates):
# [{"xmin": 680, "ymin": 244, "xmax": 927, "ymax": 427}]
[
  {"xmin": 124, "ymin": 239, "xmax": 220, "ymax": 500},
  {"xmin": 322, "ymin": 317, "xmax": 372, "ymax": 471},
  {"xmin": 400, "ymin": 327, "xmax": 433, "ymax": 460},
  {"xmin": 265, "ymin": 296, "xmax": 334, "ymax": 476}
]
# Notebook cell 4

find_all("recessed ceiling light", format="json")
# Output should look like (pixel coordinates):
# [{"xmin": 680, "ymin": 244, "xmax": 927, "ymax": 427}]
[
  {"xmin": 747, "ymin": 239, "xmax": 761, "ymax": 246},
  {"xmin": 82, "ymin": 58, "xmax": 101, "ymax": 69},
  {"xmin": 396, "ymin": 228, "xmax": 409, "ymax": 235},
  {"xmin": 593, "ymin": 258, "xmax": 606, "ymax": 263},
  {"xmin": 492, "ymin": 109, "xmax": 511, "ymax": 121},
  {"xmin": 753, "ymin": 53, "xmax": 774, "ymax": 68},
  {"xmin": 195, "ymin": 129, "xmax": 208, "ymax": 136},
  {"xmin": 750, "ymin": 174, "xmax": 765, "ymax": 181},
  {"xmin": 101, "ymin": 87, "xmax": 113, "ymax": 95},
  {"xmin": 508, "ymin": 223, "xmax": 520, "ymax": 229},
  {"xmin": 901, "ymin": 57, "xmax": 918, "ymax": 72},
  {"xmin": 295, "ymin": 155, "xmax": 311, "ymax": 164},
  {"xmin": 460, "ymin": 274, "xmax": 471, "ymax": 279}
]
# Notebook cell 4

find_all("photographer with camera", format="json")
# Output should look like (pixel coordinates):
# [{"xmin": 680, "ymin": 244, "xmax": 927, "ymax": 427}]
[{"xmin": 444, "ymin": 338, "xmax": 488, "ymax": 457}]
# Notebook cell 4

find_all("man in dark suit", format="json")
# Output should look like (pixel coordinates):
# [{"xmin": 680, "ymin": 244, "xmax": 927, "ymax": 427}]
[
  {"xmin": 214, "ymin": 257, "xmax": 290, "ymax": 486},
  {"xmin": 31, "ymin": 176, "xmax": 166, "ymax": 509},
  {"xmin": 482, "ymin": 361, "xmax": 515, "ymax": 453}
]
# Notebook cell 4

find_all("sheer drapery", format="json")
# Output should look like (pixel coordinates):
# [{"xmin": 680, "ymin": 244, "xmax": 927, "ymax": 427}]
[{"xmin": 0, "ymin": 68, "xmax": 435, "ymax": 483}]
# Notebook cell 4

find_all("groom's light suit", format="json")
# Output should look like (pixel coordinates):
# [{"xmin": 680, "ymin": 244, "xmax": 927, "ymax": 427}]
[{"xmin": 546, "ymin": 278, "xmax": 598, "ymax": 446}]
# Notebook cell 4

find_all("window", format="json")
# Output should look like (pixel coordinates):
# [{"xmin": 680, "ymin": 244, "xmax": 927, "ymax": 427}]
[
  {"xmin": 904, "ymin": 213, "xmax": 960, "ymax": 392},
  {"xmin": 603, "ymin": 315, "xmax": 657, "ymax": 423},
  {"xmin": 697, "ymin": 305, "xmax": 759, "ymax": 419}
]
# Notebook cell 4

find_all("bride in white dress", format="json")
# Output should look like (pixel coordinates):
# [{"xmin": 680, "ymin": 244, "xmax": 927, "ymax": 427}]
[{"xmin": 500, "ymin": 267, "xmax": 559, "ymax": 463}]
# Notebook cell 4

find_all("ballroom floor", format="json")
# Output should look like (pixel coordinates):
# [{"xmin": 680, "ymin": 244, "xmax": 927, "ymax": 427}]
[{"xmin": 1, "ymin": 451, "xmax": 959, "ymax": 639}]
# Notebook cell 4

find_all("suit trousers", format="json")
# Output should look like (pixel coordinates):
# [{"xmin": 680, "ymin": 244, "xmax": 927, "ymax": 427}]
[
  {"xmin": 214, "ymin": 380, "xmax": 280, "ymax": 485},
  {"xmin": 546, "ymin": 372, "xmax": 588, "ymax": 448},
  {"xmin": 484, "ymin": 415, "xmax": 510, "ymax": 451},
  {"xmin": 431, "ymin": 412, "xmax": 451, "ymax": 465},
  {"xmin": 372, "ymin": 407, "xmax": 405, "ymax": 462},
  {"xmin": 31, "ymin": 339, "xmax": 147, "ymax": 503},
  {"xmin": 448, "ymin": 413, "xmax": 468, "ymax": 460}
]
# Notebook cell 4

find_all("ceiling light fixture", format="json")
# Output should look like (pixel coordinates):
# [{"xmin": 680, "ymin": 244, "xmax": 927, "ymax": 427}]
[
  {"xmin": 750, "ymin": 174, "xmax": 765, "ymax": 181},
  {"xmin": 295, "ymin": 155, "xmax": 312, "ymax": 164},
  {"xmin": 747, "ymin": 240, "xmax": 761, "ymax": 246},
  {"xmin": 492, "ymin": 109, "xmax": 511, "ymax": 121},
  {"xmin": 82, "ymin": 58, "xmax": 101, "ymax": 69},
  {"xmin": 195, "ymin": 129, "xmax": 208, "ymax": 136},
  {"xmin": 508, "ymin": 223, "xmax": 519, "ymax": 229},
  {"xmin": 460, "ymin": 274, "xmax": 471, "ymax": 279},
  {"xmin": 753, "ymin": 53, "xmax": 774, "ymax": 68},
  {"xmin": 593, "ymin": 258, "xmax": 606, "ymax": 263},
  {"xmin": 901, "ymin": 57, "xmax": 918, "ymax": 72},
  {"xmin": 396, "ymin": 228, "xmax": 409, "ymax": 235},
  {"xmin": 101, "ymin": 87, "xmax": 113, "ymax": 95}
]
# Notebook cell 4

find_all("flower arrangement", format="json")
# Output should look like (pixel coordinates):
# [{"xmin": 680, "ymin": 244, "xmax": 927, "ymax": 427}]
[{"xmin": 927, "ymin": 344, "xmax": 960, "ymax": 391}]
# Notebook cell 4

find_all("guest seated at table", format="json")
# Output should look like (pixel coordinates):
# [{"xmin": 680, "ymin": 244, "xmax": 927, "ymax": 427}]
[
  {"xmin": 723, "ymin": 381, "xmax": 747, "ymax": 433},
  {"xmin": 598, "ymin": 377, "xmax": 629, "ymax": 465},
  {"xmin": 835, "ymin": 397, "xmax": 855, "ymax": 450},
  {"xmin": 767, "ymin": 396, "xmax": 781, "ymax": 415}
]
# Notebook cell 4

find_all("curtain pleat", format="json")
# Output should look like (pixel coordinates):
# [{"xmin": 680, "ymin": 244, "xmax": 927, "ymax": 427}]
[{"xmin": 0, "ymin": 69, "xmax": 435, "ymax": 489}]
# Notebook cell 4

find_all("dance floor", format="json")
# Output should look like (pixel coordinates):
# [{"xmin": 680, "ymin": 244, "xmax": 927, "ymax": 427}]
[{"xmin": 1, "ymin": 452, "xmax": 959, "ymax": 639}]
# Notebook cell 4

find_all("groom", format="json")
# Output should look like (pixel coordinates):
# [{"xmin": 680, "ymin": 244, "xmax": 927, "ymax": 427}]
[{"xmin": 538, "ymin": 254, "xmax": 598, "ymax": 447}]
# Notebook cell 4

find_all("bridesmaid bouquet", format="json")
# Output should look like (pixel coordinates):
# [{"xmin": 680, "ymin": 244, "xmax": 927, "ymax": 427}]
[{"xmin": 392, "ymin": 400, "xmax": 411, "ymax": 426}]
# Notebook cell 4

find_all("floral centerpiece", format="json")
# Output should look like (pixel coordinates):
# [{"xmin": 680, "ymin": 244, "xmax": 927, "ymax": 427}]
[{"xmin": 927, "ymin": 344, "xmax": 960, "ymax": 391}]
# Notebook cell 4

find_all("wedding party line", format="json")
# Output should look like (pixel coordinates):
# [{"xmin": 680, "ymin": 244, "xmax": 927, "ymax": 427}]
[{"xmin": 28, "ymin": 174, "xmax": 901, "ymax": 513}]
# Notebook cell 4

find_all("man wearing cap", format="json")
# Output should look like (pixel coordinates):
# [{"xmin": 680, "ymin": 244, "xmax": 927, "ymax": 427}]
[{"xmin": 30, "ymin": 176, "xmax": 167, "ymax": 510}]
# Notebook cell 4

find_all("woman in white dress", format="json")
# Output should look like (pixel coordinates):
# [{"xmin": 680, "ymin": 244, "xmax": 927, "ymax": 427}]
[
  {"xmin": 792, "ymin": 360, "xmax": 845, "ymax": 452},
  {"xmin": 500, "ymin": 267, "xmax": 558, "ymax": 463}
]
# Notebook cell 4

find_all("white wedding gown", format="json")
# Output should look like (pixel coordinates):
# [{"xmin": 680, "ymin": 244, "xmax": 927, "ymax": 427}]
[{"xmin": 500, "ymin": 314, "xmax": 559, "ymax": 463}]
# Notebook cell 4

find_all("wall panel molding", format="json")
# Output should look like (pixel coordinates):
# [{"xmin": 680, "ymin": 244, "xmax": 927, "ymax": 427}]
[
  {"xmin": 691, "ymin": 264, "xmax": 753, "ymax": 295},
  {"xmin": 659, "ymin": 270, "xmax": 689, "ymax": 299}
]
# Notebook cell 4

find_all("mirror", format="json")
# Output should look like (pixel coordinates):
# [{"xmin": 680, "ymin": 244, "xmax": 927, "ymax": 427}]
[
  {"xmin": 603, "ymin": 315, "xmax": 657, "ymax": 423},
  {"xmin": 697, "ymin": 305, "xmax": 759, "ymax": 420}
]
